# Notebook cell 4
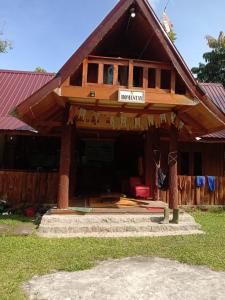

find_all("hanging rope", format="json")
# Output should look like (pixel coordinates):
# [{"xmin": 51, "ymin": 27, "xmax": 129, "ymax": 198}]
[{"xmin": 168, "ymin": 151, "xmax": 178, "ymax": 165}]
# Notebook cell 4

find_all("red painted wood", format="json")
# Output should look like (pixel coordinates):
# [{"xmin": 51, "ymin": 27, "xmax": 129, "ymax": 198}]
[
  {"xmin": 57, "ymin": 126, "xmax": 72, "ymax": 209},
  {"xmin": 169, "ymin": 125, "xmax": 178, "ymax": 209}
]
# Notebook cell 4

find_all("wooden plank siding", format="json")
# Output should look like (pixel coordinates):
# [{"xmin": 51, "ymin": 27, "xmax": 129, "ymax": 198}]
[
  {"xmin": 0, "ymin": 170, "xmax": 58, "ymax": 208},
  {"xmin": 160, "ymin": 176, "xmax": 225, "ymax": 206},
  {"xmin": 0, "ymin": 170, "xmax": 224, "ymax": 207}
]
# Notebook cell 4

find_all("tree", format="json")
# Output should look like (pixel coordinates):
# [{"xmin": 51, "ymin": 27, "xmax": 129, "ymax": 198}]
[
  {"xmin": 34, "ymin": 67, "xmax": 47, "ymax": 73},
  {"xmin": 0, "ymin": 31, "xmax": 12, "ymax": 53},
  {"xmin": 192, "ymin": 31, "xmax": 225, "ymax": 87},
  {"xmin": 168, "ymin": 29, "xmax": 177, "ymax": 43}
]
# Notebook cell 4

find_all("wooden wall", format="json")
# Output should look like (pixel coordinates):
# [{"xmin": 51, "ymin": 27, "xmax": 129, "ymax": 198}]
[
  {"xmin": 160, "ymin": 176, "xmax": 225, "ymax": 206},
  {"xmin": 0, "ymin": 170, "xmax": 58, "ymax": 208},
  {"xmin": 179, "ymin": 142, "xmax": 224, "ymax": 176}
]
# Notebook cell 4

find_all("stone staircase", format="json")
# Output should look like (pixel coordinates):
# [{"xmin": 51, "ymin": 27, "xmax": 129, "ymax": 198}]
[{"xmin": 38, "ymin": 212, "xmax": 203, "ymax": 238}]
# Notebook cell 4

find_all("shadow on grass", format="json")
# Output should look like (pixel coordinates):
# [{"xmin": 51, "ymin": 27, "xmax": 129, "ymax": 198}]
[{"xmin": 0, "ymin": 214, "xmax": 35, "ymax": 225}]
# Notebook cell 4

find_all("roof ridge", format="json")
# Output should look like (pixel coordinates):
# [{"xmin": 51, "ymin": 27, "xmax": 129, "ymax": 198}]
[{"xmin": 0, "ymin": 69, "xmax": 55, "ymax": 76}]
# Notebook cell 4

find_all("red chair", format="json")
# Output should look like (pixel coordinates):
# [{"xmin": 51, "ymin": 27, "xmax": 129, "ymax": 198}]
[{"xmin": 129, "ymin": 177, "xmax": 150, "ymax": 199}]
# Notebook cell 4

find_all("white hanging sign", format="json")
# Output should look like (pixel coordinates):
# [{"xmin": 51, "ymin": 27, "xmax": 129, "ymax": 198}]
[{"xmin": 118, "ymin": 90, "xmax": 145, "ymax": 104}]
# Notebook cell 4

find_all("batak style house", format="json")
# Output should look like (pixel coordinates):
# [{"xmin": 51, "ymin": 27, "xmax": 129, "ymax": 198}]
[{"xmin": 0, "ymin": 0, "xmax": 225, "ymax": 214}]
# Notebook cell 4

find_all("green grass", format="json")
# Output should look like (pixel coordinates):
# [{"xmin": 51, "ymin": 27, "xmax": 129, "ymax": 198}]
[
  {"xmin": 0, "ymin": 215, "xmax": 34, "ymax": 227},
  {"xmin": 0, "ymin": 211, "xmax": 225, "ymax": 300}
]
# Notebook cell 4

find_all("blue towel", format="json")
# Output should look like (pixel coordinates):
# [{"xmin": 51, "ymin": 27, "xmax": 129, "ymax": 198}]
[
  {"xmin": 196, "ymin": 176, "xmax": 205, "ymax": 187},
  {"xmin": 207, "ymin": 176, "xmax": 216, "ymax": 192}
]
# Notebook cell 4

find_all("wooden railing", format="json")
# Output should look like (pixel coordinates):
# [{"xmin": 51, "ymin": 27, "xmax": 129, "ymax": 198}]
[
  {"xmin": 0, "ymin": 170, "xmax": 58, "ymax": 208},
  {"xmin": 160, "ymin": 176, "xmax": 225, "ymax": 206},
  {"xmin": 80, "ymin": 55, "xmax": 176, "ymax": 93}
]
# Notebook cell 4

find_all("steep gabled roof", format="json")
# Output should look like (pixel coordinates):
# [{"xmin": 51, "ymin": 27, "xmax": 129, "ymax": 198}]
[
  {"xmin": 201, "ymin": 83, "xmax": 225, "ymax": 114},
  {"xmin": 14, "ymin": 0, "xmax": 225, "ymax": 135},
  {"xmin": 201, "ymin": 83, "xmax": 225, "ymax": 140},
  {"xmin": 0, "ymin": 69, "xmax": 54, "ymax": 132}
]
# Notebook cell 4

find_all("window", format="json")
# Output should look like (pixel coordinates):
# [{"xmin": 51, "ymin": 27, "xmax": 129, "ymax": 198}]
[
  {"xmin": 180, "ymin": 152, "xmax": 189, "ymax": 175},
  {"xmin": 103, "ymin": 64, "xmax": 114, "ymax": 85},
  {"xmin": 70, "ymin": 65, "xmax": 82, "ymax": 86},
  {"xmin": 118, "ymin": 66, "xmax": 128, "ymax": 86},
  {"xmin": 133, "ymin": 66, "xmax": 143, "ymax": 87},
  {"xmin": 194, "ymin": 152, "xmax": 202, "ymax": 176},
  {"xmin": 160, "ymin": 70, "xmax": 171, "ymax": 89},
  {"xmin": 175, "ymin": 73, "xmax": 186, "ymax": 94},
  {"xmin": 148, "ymin": 68, "xmax": 156, "ymax": 88},
  {"xmin": 87, "ymin": 63, "xmax": 99, "ymax": 83}
]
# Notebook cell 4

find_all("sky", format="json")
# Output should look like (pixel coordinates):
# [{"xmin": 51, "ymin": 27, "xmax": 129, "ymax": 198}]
[{"xmin": 0, "ymin": 0, "xmax": 224, "ymax": 73}]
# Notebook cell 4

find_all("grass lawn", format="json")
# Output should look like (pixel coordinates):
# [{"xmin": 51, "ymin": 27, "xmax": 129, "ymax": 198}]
[{"xmin": 0, "ymin": 211, "xmax": 225, "ymax": 300}]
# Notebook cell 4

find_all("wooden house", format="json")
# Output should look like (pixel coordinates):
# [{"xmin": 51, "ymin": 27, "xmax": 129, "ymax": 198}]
[{"xmin": 0, "ymin": 0, "xmax": 225, "ymax": 211}]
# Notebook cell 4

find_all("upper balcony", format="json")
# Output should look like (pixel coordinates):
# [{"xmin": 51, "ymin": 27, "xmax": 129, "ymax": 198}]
[{"xmin": 61, "ymin": 55, "xmax": 195, "ymax": 107}]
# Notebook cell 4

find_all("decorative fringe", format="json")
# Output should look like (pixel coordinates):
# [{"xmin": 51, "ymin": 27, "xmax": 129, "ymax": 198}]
[{"xmin": 69, "ymin": 107, "xmax": 188, "ymax": 132}]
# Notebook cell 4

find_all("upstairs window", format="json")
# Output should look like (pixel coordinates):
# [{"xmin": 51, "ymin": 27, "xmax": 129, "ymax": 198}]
[
  {"xmin": 103, "ymin": 64, "xmax": 114, "ymax": 85},
  {"xmin": 87, "ymin": 63, "xmax": 98, "ymax": 83},
  {"xmin": 161, "ymin": 70, "xmax": 171, "ymax": 90},
  {"xmin": 118, "ymin": 66, "xmax": 128, "ymax": 86},
  {"xmin": 148, "ymin": 68, "xmax": 156, "ymax": 88},
  {"xmin": 133, "ymin": 66, "xmax": 143, "ymax": 87},
  {"xmin": 175, "ymin": 73, "xmax": 186, "ymax": 94}
]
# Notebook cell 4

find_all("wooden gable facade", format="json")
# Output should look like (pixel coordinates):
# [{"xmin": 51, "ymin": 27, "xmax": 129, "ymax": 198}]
[{"xmin": 0, "ymin": 0, "xmax": 225, "ymax": 210}]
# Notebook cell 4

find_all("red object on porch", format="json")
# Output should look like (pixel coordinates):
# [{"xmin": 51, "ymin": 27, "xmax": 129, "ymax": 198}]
[
  {"xmin": 135, "ymin": 186, "xmax": 150, "ymax": 199},
  {"xmin": 129, "ymin": 177, "xmax": 150, "ymax": 199}
]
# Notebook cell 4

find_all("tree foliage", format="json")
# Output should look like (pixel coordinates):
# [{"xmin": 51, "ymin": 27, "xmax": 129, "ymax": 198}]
[
  {"xmin": 168, "ymin": 29, "xmax": 177, "ymax": 43},
  {"xmin": 34, "ymin": 67, "xmax": 47, "ymax": 73},
  {"xmin": 192, "ymin": 31, "xmax": 225, "ymax": 87},
  {"xmin": 0, "ymin": 31, "xmax": 12, "ymax": 53}
]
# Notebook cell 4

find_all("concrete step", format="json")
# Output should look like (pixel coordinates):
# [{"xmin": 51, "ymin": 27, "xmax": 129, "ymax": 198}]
[
  {"xmin": 40, "ymin": 213, "xmax": 193, "ymax": 226},
  {"xmin": 39, "ymin": 222, "xmax": 200, "ymax": 234},
  {"xmin": 38, "ymin": 229, "xmax": 203, "ymax": 238},
  {"xmin": 38, "ymin": 213, "xmax": 203, "ymax": 238}
]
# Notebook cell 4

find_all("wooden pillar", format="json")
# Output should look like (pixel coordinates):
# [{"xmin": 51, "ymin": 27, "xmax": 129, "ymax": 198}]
[
  {"xmin": 57, "ymin": 125, "xmax": 72, "ymax": 209},
  {"xmin": 169, "ymin": 125, "xmax": 178, "ymax": 209},
  {"xmin": 144, "ymin": 128, "xmax": 154, "ymax": 198},
  {"xmin": 69, "ymin": 125, "xmax": 77, "ymax": 198},
  {"xmin": 153, "ymin": 129, "xmax": 160, "ymax": 201}
]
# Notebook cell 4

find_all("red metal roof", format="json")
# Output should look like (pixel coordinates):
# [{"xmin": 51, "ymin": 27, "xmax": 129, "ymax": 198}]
[
  {"xmin": 200, "ymin": 83, "xmax": 225, "ymax": 139},
  {"xmin": 201, "ymin": 83, "xmax": 225, "ymax": 114},
  {"xmin": 0, "ymin": 69, "xmax": 54, "ymax": 131}
]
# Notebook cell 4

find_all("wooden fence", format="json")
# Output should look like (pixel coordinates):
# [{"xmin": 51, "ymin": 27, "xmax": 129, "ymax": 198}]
[
  {"xmin": 0, "ymin": 170, "xmax": 58, "ymax": 208},
  {"xmin": 160, "ymin": 176, "xmax": 225, "ymax": 206}
]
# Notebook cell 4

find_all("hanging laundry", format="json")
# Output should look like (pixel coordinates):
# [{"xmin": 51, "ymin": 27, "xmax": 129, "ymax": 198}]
[
  {"xmin": 196, "ymin": 176, "xmax": 205, "ymax": 188},
  {"xmin": 207, "ymin": 176, "xmax": 216, "ymax": 192},
  {"xmin": 156, "ymin": 167, "xmax": 167, "ymax": 189}
]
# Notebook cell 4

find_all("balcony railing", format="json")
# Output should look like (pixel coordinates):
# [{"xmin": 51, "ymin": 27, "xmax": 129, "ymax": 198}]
[{"xmin": 71, "ymin": 55, "xmax": 182, "ymax": 94}]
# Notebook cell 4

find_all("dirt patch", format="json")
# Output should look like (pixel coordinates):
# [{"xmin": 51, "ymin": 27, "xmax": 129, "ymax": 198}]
[{"xmin": 23, "ymin": 257, "xmax": 225, "ymax": 300}]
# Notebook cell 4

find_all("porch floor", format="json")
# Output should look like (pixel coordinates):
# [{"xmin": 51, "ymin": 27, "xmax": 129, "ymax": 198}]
[{"xmin": 53, "ymin": 194, "xmax": 168, "ymax": 215}]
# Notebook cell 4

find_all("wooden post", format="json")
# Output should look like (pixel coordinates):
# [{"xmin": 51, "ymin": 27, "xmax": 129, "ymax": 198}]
[
  {"xmin": 169, "ymin": 125, "xmax": 178, "ymax": 209},
  {"xmin": 128, "ymin": 60, "xmax": 133, "ymax": 89},
  {"xmin": 57, "ymin": 126, "xmax": 72, "ymax": 209},
  {"xmin": 153, "ymin": 129, "xmax": 160, "ymax": 201},
  {"xmin": 82, "ymin": 59, "xmax": 88, "ymax": 87},
  {"xmin": 113, "ymin": 64, "xmax": 118, "ymax": 86},
  {"xmin": 144, "ymin": 128, "xmax": 154, "ymax": 198},
  {"xmin": 156, "ymin": 68, "xmax": 161, "ymax": 89},
  {"xmin": 69, "ymin": 125, "xmax": 77, "ymax": 199},
  {"xmin": 98, "ymin": 63, "xmax": 104, "ymax": 84}
]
